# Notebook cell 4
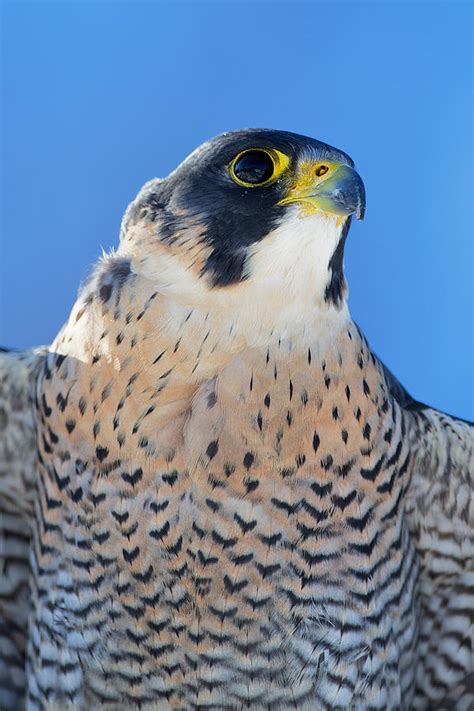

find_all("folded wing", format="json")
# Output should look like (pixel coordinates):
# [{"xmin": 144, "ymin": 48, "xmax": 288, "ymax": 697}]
[
  {"xmin": 0, "ymin": 348, "xmax": 45, "ymax": 710},
  {"xmin": 406, "ymin": 403, "xmax": 473, "ymax": 708}
]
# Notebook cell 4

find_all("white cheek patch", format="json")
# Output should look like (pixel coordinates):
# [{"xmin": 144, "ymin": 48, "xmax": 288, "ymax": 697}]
[
  {"xmin": 244, "ymin": 209, "xmax": 344, "ymax": 303},
  {"xmin": 219, "ymin": 209, "xmax": 350, "ymax": 344},
  {"xmin": 121, "ymin": 209, "xmax": 349, "ymax": 349}
]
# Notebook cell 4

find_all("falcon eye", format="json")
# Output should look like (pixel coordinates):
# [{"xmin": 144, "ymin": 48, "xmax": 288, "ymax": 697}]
[
  {"xmin": 230, "ymin": 148, "xmax": 290, "ymax": 187},
  {"xmin": 315, "ymin": 164, "xmax": 329, "ymax": 177},
  {"xmin": 231, "ymin": 150, "xmax": 275, "ymax": 186}
]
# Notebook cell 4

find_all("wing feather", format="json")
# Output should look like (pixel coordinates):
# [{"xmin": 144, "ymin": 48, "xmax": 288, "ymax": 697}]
[
  {"xmin": 0, "ymin": 348, "xmax": 45, "ymax": 710},
  {"xmin": 375, "ymin": 350, "xmax": 473, "ymax": 705},
  {"xmin": 405, "ymin": 403, "xmax": 473, "ymax": 707}
]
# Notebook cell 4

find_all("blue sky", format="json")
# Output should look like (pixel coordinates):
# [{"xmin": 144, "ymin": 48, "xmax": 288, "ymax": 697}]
[{"xmin": 1, "ymin": 1, "xmax": 472, "ymax": 419}]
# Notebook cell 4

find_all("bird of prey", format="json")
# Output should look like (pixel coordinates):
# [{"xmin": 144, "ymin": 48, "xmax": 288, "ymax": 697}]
[{"xmin": 0, "ymin": 129, "xmax": 472, "ymax": 711}]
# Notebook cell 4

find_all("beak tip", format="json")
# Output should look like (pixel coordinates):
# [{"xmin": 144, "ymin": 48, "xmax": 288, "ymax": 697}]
[
  {"xmin": 355, "ymin": 181, "xmax": 366, "ymax": 220},
  {"xmin": 329, "ymin": 165, "xmax": 366, "ymax": 221}
]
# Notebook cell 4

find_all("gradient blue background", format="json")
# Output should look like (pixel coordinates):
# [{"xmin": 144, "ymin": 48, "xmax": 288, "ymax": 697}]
[{"xmin": 1, "ymin": 1, "xmax": 473, "ymax": 419}]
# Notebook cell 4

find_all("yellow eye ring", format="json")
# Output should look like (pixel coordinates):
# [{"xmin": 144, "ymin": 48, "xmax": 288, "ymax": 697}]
[{"xmin": 230, "ymin": 148, "xmax": 290, "ymax": 188}]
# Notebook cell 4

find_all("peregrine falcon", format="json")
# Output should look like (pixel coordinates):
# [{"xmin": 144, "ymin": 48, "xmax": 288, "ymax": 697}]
[{"xmin": 0, "ymin": 129, "xmax": 472, "ymax": 710}]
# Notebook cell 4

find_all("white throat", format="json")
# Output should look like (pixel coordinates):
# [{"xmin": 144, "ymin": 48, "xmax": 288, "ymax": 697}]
[{"xmin": 121, "ymin": 209, "xmax": 350, "ymax": 353}]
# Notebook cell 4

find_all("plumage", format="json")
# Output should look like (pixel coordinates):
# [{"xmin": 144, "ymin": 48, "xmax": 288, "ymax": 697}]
[
  {"xmin": 0, "ymin": 129, "xmax": 472, "ymax": 710},
  {"xmin": 0, "ymin": 348, "xmax": 46, "ymax": 708}
]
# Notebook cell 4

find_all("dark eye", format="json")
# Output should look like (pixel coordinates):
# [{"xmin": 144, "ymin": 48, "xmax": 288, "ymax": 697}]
[{"xmin": 232, "ymin": 150, "xmax": 275, "ymax": 185}]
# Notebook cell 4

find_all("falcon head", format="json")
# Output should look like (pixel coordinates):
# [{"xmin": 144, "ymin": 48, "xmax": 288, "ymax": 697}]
[{"xmin": 120, "ymin": 129, "xmax": 365, "ymax": 336}]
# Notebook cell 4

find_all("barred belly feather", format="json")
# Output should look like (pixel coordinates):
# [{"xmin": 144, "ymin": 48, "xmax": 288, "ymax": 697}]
[{"xmin": 28, "ymin": 322, "xmax": 423, "ymax": 710}]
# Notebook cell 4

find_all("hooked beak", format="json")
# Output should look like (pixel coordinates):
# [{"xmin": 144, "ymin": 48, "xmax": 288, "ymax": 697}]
[{"xmin": 278, "ymin": 160, "xmax": 366, "ymax": 220}]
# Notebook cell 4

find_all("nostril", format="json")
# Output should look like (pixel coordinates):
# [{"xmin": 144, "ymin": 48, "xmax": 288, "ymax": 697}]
[{"xmin": 315, "ymin": 165, "xmax": 329, "ymax": 178}]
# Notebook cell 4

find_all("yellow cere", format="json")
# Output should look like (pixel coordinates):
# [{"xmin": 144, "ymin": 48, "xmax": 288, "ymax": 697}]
[
  {"xmin": 278, "ymin": 160, "xmax": 341, "ymax": 216},
  {"xmin": 230, "ymin": 148, "xmax": 290, "ymax": 188}
]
